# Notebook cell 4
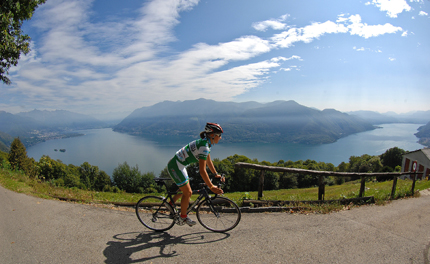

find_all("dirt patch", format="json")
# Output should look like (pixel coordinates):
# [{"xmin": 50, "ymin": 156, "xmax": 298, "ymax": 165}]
[{"xmin": 419, "ymin": 188, "xmax": 430, "ymax": 196}]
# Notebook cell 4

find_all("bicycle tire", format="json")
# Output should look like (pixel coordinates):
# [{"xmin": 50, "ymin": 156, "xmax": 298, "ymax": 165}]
[
  {"xmin": 196, "ymin": 197, "xmax": 241, "ymax": 232},
  {"xmin": 135, "ymin": 196, "xmax": 175, "ymax": 232}
]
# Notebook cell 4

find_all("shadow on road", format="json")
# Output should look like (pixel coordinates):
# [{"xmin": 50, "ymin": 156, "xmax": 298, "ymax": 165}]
[{"xmin": 103, "ymin": 231, "xmax": 230, "ymax": 263}]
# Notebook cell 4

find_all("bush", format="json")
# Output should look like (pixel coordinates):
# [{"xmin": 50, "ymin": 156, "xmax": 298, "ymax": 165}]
[
  {"xmin": 78, "ymin": 162, "xmax": 111, "ymax": 191},
  {"xmin": 63, "ymin": 173, "xmax": 81, "ymax": 188},
  {"xmin": 38, "ymin": 156, "xmax": 67, "ymax": 181},
  {"xmin": 8, "ymin": 138, "xmax": 37, "ymax": 178},
  {"xmin": 112, "ymin": 162, "xmax": 156, "ymax": 193}
]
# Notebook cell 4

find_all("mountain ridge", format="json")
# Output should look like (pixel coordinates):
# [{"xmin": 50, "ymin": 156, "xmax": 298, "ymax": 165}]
[
  {"xmin": 0, "ymin": 110, "xmax": 107, "ymax": 148},
  {"xmin": 113, "ymin": 99, "xmax": 376, "ymax": 144}
]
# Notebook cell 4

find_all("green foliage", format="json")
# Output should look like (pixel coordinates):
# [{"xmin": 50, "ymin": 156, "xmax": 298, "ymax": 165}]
[
  {"xmin": 225, "ymin": 155, "xmax": 256, "ymax": 192},
  {"xmin": 0, "ymin": 150, "xmax": 9, "ymax": 166},
  {"xmin": 2, "ymin": 141, "xmax": 413, "ymax": 195},
  {"xmin": 112, "ymin": 162, "xmax": 155, "ymax": 193},
  {"xmin": 7, "ymin": 137, "xmax": 37, "ymax": 178},
  {"xmin": 62, "ymin": 172, "xmax": 82, "ymax": 188},
  {"xmin": 1, "ymin": 0, "xmax": 46, "ymax": 84},
  {"xmin": 78, "ymin": 162, "xmax": 111, "ymax": 191},
  {"xmin": 349, "ymin": 154, "xmax": 383, "ymax": 173},
  {"xmin": 8, "ymin": 137, "xmax": 27, "ymax": 170},
  {"xmin": 38, "ymin": 155, "xmax": 67, "ymax": 181},
  {"xmin": 380, "ymin": 147, "xmax": 406, "ymax": 169}
]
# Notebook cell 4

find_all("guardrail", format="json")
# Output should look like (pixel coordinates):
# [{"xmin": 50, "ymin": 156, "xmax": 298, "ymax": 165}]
[{"xmin": 234, "ymin": 162, "xmax": 425, "ymax": 200}]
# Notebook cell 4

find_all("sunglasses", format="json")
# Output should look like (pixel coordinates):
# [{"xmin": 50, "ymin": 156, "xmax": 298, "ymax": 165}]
[{"xmin": 215, "ymin": 133, "xmax": 222, "ymax": 138}]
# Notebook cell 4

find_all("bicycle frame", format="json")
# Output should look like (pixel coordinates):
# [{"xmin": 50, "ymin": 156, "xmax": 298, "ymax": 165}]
[
  {"xmin": 136, "ymin": 177, "xmax": 241, "ymax": 232},
  {"xmin": 156, "ymin": 179, "xmax": 220, "ymax": 216}
]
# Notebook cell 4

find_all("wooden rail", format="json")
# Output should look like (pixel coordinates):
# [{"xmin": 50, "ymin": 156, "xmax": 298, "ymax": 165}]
[{"xmin": 234, "ymin": 162, "xmax": 425, "ymax": 201}]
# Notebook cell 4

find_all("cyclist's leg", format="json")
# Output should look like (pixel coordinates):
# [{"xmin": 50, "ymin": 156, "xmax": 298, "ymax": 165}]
[
  {"xmin": 171, "ymin": 193, "xmax": 182, "ymax": 206},
  {"xmin": 178, "ymin": 183, "xmax": 192, "ymax": 216},
  {"xmin": 167, "ymin": 158, "xmax": 193, "ymax": 222},
  {"xmin": 167, "ymin": 157, "xmax": 189, "ymax": 187}
]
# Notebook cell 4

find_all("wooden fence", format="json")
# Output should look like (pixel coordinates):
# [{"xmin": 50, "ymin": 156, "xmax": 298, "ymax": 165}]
[{"xmin": 234, "ymin": 162, "xmax": 425, "ymax": 201}]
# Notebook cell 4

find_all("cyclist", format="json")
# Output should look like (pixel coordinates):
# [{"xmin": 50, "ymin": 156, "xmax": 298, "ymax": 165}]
[{"xmin": 167, "ymin": 122, "xmax": 224, "ymax": 226}]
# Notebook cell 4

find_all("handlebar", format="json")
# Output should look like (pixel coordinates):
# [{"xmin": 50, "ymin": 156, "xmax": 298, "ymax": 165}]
[{"xmin": 156, "ymin": 175, "xmax": 226, "ymax": 194}]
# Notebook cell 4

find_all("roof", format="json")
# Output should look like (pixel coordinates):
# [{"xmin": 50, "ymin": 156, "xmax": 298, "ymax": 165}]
[
  {"xmin": 404, "ymin": 148, "xmax": 430, "ymax": 161},
  {"xmin": 422, "ymin": 148, "xmax": 430, "ymax": 160}
]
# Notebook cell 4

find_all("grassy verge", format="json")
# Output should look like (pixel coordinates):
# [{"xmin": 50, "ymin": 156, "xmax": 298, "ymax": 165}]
[{"xmin": 2, "ymin": 168, "xmax": 430, "ymax": 213}]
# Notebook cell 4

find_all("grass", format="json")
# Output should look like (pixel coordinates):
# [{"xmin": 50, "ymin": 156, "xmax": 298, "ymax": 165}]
[{"xmin": 2, "ymin": 168, "xmax": 430, "ymax": 213}]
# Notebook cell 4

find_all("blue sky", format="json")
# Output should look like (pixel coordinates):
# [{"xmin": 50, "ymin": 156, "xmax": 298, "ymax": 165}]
[{"xmin": 1, "ymin": 0, "xmax": 429, "ymax": 116}]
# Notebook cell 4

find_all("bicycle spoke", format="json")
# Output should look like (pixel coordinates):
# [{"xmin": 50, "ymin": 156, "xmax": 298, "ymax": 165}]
[
  {"xmin": 196, "ymin": 197, "xmax": 241, "ymax": 232},
  {"xmin": 135, "ymin": 196, "xmax": 175, "ymax": 232}
]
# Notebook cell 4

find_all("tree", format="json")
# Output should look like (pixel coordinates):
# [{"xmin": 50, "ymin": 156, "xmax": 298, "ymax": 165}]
[
  {"xmin": 8, "ymin": 137, "xmax": 27, "ymax": 170},
  {"xmin": 380, "ymin": 147, "xmax": 406, "ymax": 170},
  {"xmin": 8, "ymin": 137, "xmax": 37, "ymax": 177},
  {"xmin": 38, "ymin": 155, "xmax": 67, "ymax": 181},
  {"xmin": 78, "ymin": 162, "xmax": 111, "ymax": 191},
  {"xmin": 1, "ymin": 0, "xmax": 46, "ymax": 84},
  {"xmin": 112, "ymin": 162, "xmax": 143, "ymax": 193}
]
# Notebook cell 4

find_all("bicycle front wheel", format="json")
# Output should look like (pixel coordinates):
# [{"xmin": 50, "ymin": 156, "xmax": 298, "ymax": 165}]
[
  {"xmin": 196, "ymin": 197, "xmax": 241, "ymax": 232},
  {"xmin": 135, "ymin": 196, "xmax": 175, "ymax": 232}
]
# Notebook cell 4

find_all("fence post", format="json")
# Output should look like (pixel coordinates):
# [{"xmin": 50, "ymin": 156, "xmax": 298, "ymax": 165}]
[
  {"xmin": 258, "ymin": 170, "xmax": 265, "ymax": 200},
  {"xmin": 411, "ymin": 173, "xmax": 416, "ymax": 194},
  {"xmin": 391, "ymin": 175, "xmax": 398, "ymax": 199},
  {"xmin": 359, "ymin": 176, "xmax": 366, "ymax": 197},
  {"xmin": 318, "ymin": 175, "xmax": 325, "ymax": 201}
]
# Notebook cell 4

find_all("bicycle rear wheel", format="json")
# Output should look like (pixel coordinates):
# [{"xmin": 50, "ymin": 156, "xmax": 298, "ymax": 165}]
[
  {"xmin": 196, "ymin": 197, "xmax": 241, "ymax": 232},
  {"xmin": 135, "ymin": 196, "xmax": 175, "ymax": 232}
]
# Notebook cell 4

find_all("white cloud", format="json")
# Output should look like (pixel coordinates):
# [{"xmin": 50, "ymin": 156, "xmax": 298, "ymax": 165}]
[
  {"xmin": 353, "ymin": 46, "xmax": 383, "ymax": 53},
  {"xmin": 252, "ymin": 14, "xmax": 290, "ymax": 31},
  {"xmin": 1, "ymin": 0, "xmax": 412, "ymax": 114},
  {"xmin": 271, "ymin": 14, "xmax": 402, "ymax": 49},
  {"xmin": 388, "ymin": 57, "xmax": 396, "ymax": 61},
  {"xmin": 271, "ymin": 21, "xmax": 348, "ymax": 48},
  {"xmin": 369, "ymin": 0, "xmax": 412, "ymax": 18},
  {"xmin": 344, "ymin": 14, "xmax": 403, "ymax": 38},
  {"xmin": 419, "ymin": 11, "xmax": 428, "ymax": 16}
]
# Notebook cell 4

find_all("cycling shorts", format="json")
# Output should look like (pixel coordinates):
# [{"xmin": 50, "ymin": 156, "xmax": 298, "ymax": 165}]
[{"xmin": 167, "ymin": 156, "xmax": 189, "ymax": 187}]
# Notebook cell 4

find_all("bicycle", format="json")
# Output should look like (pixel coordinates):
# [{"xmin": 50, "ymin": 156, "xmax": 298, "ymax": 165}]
[{"xmin": 135, "ymin": 177, "xmax": 241, "ymax": 233}]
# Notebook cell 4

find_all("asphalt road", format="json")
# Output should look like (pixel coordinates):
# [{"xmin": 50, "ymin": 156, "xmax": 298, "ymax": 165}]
[{"xmin": 1, "ymin": 185, "xmax": 430, "ymax": 264}]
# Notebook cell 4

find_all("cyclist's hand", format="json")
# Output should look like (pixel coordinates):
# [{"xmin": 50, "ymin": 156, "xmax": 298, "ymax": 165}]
[
  {"xmin": 210, "ymin": 186, "xmax": 224, "ymax": 194},
  {"xmin": 215, "ymin": 174, "xmax": 225, "ymax": 183}
]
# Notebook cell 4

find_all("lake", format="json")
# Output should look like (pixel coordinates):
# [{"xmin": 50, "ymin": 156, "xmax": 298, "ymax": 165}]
[{"xmin": 26, "ymin": 123, "xmax": 425, "ymax": 176}]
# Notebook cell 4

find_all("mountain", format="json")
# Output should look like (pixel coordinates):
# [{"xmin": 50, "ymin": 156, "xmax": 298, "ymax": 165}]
[
  {"xmin": 114, "ymin": 99, "xmax": 375, "ymax": 144},
  {"xmin": 92, "ymin": 111, "xmax": 133, "ymax": 126},
  {"xmin": 0, "ymin": 111, "xmax": 40, "ymax": 137},
  {"xmin": 348, "ymin": 111, "xmax": 399, "ymax": 124},
  {"xmin": 349, "ymin": 110, "xmax": 430, "ymax": 124},
  {"xmin": 0, "ymin": 130, "xmax": 13, "ymax": 152},
  {"xmin": 17, "ymin": 110, "xmax": 106, "ymax": 129},
  {"xmin": 415, "ymin": 122, "xmax": 430, "ymax": 147},
  {"xmin": 0, "ymin": 110, "xmax": 107, "ymax": 147}
]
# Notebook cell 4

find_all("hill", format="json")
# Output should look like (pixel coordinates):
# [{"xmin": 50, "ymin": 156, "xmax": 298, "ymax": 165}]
[
  {"xmin": 415, "ymin": 122, "xmax": 430, "ymax": 147},
  {"xmin": 0, "ymin": 110, "xmax": 107, "ymax": 147},
  {"xmin": 349, "ymin": 110, "xmax": 430, "ymax": 125},
  {"xmin": 0, "ymin": 131, "xmax": 13, "ymax": 152},
  {"xmin": 113, "ymin": 99, "xmax": 375, "ymax": 144}
]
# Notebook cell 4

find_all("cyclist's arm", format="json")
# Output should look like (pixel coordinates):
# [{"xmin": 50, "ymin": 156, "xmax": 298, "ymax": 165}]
[
  {"xmin": 199, "ymin": 158, "xmax": 223, "ymax": 194},
  {"xmin": 206, "ymin": 154, "xmax": 218, "ymax": 175},
  {"xmin": 199, "ymin": 158, "xmax": 213, "ymax": 187}
]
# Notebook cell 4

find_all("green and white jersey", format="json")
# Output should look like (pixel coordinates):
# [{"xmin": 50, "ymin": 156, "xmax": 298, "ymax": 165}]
[{"xmin": 175, "ymin": 138, "xmax": 211, "ymax": 166}]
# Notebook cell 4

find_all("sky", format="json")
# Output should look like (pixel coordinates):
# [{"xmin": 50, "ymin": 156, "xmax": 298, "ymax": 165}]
[{"xmin": 1, "ymin": 0, "xmax": 429, "ymax": 117}]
